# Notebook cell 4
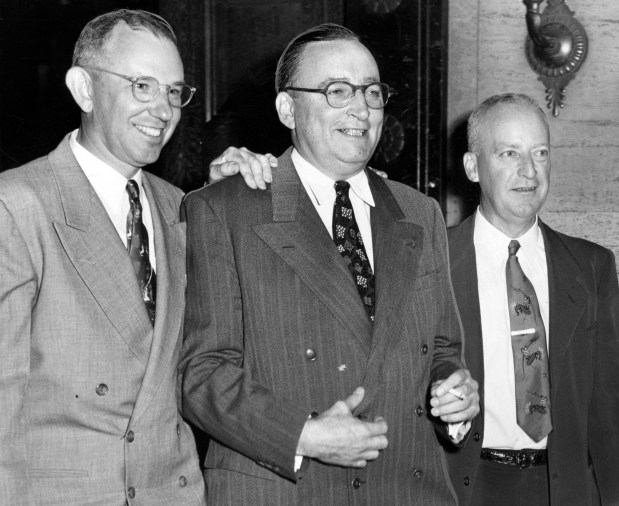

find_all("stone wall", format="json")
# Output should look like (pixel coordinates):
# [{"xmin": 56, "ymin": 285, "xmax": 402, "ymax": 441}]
[{"xmin": 447, "ymin": 0, "xmax": 619, "ymax": 270}]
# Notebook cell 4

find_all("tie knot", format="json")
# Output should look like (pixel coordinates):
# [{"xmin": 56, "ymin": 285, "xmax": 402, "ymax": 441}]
[
  {"xmin": 334, "ymin": 180, "xmax": 350, "ymax": 195},
  {"xmin": 126, "ymin": 179, "xmax": 140, "ymax": 201},
  {"xmin": 508, "ymin": 240, "xmax": 521, "ymax": 257}
]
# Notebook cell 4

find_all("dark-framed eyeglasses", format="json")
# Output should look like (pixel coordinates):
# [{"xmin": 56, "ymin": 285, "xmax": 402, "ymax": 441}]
[
  {"xmin": 81, "ymin": 65, "xmax": 196, "ymax": 108},
  {"xmin": 280, "ymin": 81, "xmax": 391, "ymax": 109}
]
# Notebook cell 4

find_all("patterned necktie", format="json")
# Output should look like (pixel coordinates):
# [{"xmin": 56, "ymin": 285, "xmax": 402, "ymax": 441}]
[
  {"xmin": 506, "ymin": 240, "xmax": 551, "ymax": 442},
  {"xmin": 332, "ymin": 180, "xmax": 375, "ymax": 321},
  {"xmin": 126, "ymin": 180, "xmax": 156, "ymax": 325}
]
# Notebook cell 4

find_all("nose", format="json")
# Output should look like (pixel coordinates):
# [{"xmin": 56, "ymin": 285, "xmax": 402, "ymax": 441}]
[
  {"xmin": 148, "ymin": 86, "xmax": 174, "ymax": 121},
  {"xmin": 347, "ymin": 89, "xmax": 370, "ymax": 120},
  {"xmin": 519, "ymin": 154, "xmax": 537, "ymax": 179}
]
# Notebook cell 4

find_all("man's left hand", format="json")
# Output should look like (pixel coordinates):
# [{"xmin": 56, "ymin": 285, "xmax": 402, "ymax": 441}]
[
  {"xmin": 429, "ymin": 368, "xmax": 480, "ymax": 423},
  {"xmin": 208, "ymin": 147, "xmax": 277, "ymax": 189}
]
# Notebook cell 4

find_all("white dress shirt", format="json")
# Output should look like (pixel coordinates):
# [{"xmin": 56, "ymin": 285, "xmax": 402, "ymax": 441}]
[
  {"xmin": 474, "ymin": 209, "xmax": 549, "ymax": 449},
  {"xmin": 291, "ymin": 149, "xmax": 375, "ymax": 270},
  {"xmin": 69, "ymin": 129, "xmax": 157, "ymax": 271},
  {"xmin": 291, "ymin": 149, "xmax": 375, "ymax": 470}
]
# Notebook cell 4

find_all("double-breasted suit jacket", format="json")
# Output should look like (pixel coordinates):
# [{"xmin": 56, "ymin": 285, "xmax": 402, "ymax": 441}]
[
  {"xmin": 446, "ymin": 214, "xmax": 619, "ymax": 506},
  {"xmin": 180, "ymin": 148, "xmax": 465, "ymax": 506},
  {"xmin": 0, "ymin": 135, "xmax": 205, "ymax": 505}
]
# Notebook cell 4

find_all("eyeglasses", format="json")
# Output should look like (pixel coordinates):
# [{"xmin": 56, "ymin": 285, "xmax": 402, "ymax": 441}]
[
  {"xmin": 281, "ymin": 81, "xmax": 391, "ymax": 109},
  {"xmin": 81, "ymin": 65, "xmax": 196, "ymax": 108}
]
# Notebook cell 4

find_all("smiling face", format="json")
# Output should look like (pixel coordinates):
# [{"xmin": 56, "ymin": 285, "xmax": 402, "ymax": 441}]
[
  {"xmin": 463, "ymin": 104, "xmax": 550, "ymax": 237},
  {"xmin": 277, "ymin": 39, "xmax": 383, "ymax": 180},
  {"xmin": 78, "ymin": 22, "xmax": 183, "ymax": 177}
]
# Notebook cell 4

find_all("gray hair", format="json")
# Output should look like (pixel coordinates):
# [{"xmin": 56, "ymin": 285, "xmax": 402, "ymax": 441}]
[
  {"xmin": 72, "ymin": 9, "xmax": 177, "ymax": 67},
  {"xmin": 275, "ymin": 23, "xmax": 359, "ymax": 93},
  {"xmin": 467, "ymin": 93, "xmax": 549, "ymax": 155}
]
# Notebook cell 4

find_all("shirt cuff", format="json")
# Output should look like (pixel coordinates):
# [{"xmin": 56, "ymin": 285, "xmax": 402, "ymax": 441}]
[{"xmin": 448, "ymin": 420, "xmax": 471, "ymax": 443}]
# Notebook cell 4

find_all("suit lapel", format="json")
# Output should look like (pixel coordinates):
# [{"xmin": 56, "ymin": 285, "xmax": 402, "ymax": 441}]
[
  {"xmin": 252, "ymin": 151, "xmax": 373, "ymax": 348},
  {"xmin": 49, "ymin": 137, "xmax": 153, "ymax": 365},
  {"xmin": 540, "ymin": 222, "xmax": 587, "ymax": 395},
  {"xmin": 448, "ymin": 215, "xmax": 485, "ymax": 400},
  {"xmin": 130, "ymin": 174, "xmax": 186, "ymax": 424},
  {"xmin": 368, "ymin": 172, "xmax": 425, "ymax": 350}
]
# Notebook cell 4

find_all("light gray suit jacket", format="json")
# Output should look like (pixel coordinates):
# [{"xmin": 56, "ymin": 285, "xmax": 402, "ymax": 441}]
[
  {"xmin": 180, "ymin": 148, "xmax": 465, "ymax": 505},
  {"xmin": 0, "ymin": 135, "xmax": 205, "ymax": 505}
]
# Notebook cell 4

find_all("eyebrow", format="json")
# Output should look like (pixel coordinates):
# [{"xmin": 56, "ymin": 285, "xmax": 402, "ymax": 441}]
[{"xmin": 315, "ymin": 77, "xmax": 382, "ymax": 88}]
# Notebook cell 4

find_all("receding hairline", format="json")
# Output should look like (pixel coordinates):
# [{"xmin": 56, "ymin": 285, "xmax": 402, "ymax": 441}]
[{"xmin": 467, "ymin": 95, "xmax": 549, "ymax": 154}]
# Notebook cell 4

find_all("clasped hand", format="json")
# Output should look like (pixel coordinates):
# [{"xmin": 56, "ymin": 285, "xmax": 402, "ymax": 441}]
[{"xmin": 296, "ymin": 386, "xmax": 388, "ymax": 468}]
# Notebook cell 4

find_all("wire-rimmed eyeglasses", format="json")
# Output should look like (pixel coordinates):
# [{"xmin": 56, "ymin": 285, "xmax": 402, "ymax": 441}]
[
  {"xmin": 280, "ymin": 81, "xmax": 391, "ymax": 109},
  {"xmin": 81, "ymin": 65, "xmax": 196, "ymax": 108}
]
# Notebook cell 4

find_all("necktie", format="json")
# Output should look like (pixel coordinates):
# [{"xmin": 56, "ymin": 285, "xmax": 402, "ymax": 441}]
[
  {"xmin": 126, "ymin": 180, "xmax": 156, "ymax": 325},
  {"xmin": 332, "ymin": 180, "xmax": 375, "ymax": 321},
  {"xmin": 506, "ymin": 240, "xmax": 551, "ymax": 441}
]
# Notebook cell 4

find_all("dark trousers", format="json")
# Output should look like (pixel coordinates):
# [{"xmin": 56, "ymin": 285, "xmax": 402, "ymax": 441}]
[{"xmin": 470, "ymin": 458, "xmax": 550, "ymax": 506}]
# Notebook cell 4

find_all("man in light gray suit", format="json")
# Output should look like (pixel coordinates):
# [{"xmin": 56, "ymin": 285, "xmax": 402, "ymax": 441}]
[
  {"xmin": 180, "ymin": 23, "xmax": 479, "ymax": 505},
  {"xmin": 0, "ymin": 9, "xmax": 212, "ymax": 505}
]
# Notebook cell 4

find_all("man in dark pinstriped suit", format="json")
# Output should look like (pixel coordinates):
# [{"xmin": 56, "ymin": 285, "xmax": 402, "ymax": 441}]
[{"xmin": 180, "ymin": 24, "xmax": 479, "ymax": 505}]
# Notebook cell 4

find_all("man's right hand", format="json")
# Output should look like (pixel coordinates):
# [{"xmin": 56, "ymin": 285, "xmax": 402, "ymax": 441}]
[{"xmin": 296, "ymin": 387, "xmax": 388, "ymax": 468}]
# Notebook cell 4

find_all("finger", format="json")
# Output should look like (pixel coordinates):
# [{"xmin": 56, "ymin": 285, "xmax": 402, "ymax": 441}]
[
  {"xmin": 438, "ymin": 406, "xmax": 478, "ymax": 424},
  {"xmin": 208, "ymin": 161, "xmax": 242, "ymax": 184},
  {"xmin": 365, "ymin": 418, "xmax": 388, "ymax": 437},
  {"xmin": 247, "ymin": 156, "xmax": 270, "ymax": 189},
  {"xmin": 350, "ymin": 460, "xmax": 368, "ymax": 468},
  {"xmin": 266, "ymin": 153, "xmax": 278, "ymax": 167},
  {"xmin": 262, "ymin": 155, "xmax": 275, "ymax": 183},
  {"xmin": 433, "ymin": 370, "xmax": 468, "ymax": 397},
  {"xmin": 343, "ymin": 386, "xmax": 365, "ymax": 412}
]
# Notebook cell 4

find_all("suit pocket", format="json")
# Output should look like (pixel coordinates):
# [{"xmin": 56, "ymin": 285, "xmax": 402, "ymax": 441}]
[{"xmin": 29, "ymin": 468, "xmax": 89, "ymax": 478}]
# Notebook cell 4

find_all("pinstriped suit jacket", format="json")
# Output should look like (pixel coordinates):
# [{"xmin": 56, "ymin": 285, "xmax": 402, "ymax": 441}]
[
  {"xmin": 180, "ymin": 148, "xmax": 465, "ymax": 505},
  {"xmin": 0, "ymin": 135, "xmax": 205, "ymax": 506}
]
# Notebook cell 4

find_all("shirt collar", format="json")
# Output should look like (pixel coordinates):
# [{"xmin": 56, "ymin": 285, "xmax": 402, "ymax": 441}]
[
  {"xmin": 291, "ymin": 148, "xmax": 375, "ymax": 208},
  {"xmin": 474, "ymin": 207, "xmax": 542, "ymax": 261}
]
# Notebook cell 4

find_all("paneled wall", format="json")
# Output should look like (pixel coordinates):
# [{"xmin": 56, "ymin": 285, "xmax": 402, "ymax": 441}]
[{"xmin": 446, "ymin": 0, "xmax": 619, "ymax": 267}]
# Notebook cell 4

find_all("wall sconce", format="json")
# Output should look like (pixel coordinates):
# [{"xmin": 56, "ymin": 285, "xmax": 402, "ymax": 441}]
[{"xmin": 523, "ymin": 0, "xmax": 588, "ymax": 117}]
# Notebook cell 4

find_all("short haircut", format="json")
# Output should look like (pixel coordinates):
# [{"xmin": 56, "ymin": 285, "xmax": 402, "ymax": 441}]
[
  {"xmin": 72, "ymin": 9, "xmax": 177, "ymax": 67},
  {"xmin": 467, "ymin": 93, "xmax": 549, "ymax": 155},
  {"xmin": 275, "ymin": 23, "xmax": 359, "ymax": 93}
]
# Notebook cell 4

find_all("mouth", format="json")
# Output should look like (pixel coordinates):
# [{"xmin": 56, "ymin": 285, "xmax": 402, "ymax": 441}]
[
  {"xmin": 513, "ymin": 186, "xmax": 537, "ymax": 193},
  {"xmin": 339, "ymin": 128, "xmax": 366, "ymax": 137},
  {"xmin": 134, "ymin": 124, "xmax": 164, "ymax": 138}
]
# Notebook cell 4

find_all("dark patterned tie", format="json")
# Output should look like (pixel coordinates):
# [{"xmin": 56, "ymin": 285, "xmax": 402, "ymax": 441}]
[
  {"xmin": 332, "ymin": 180, "xmax": 375, "ymax": 321},
  {"xmin": 506, "ymin": 240, "xmax": 551, "ymax": 441},
  {"xmin": 126, "ymin": 180, "xmax": 156, "ymax": 325}
]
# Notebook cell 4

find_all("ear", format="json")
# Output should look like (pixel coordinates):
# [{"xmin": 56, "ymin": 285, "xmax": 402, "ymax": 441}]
[
  {"xmin": 463, "ymin": 152, "xmax": 480, "ymax": 183},
  {"xmin": 65, "ymin": 66, "xmax": 95, "ymax": 113},
  {"xmin": 275, "ymin": 92, "xmax": 295, "ymax": 130}
]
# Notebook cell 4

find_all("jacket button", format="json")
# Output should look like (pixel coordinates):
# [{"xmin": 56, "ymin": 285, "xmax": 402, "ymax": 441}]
[
  {"xmin": 179, "ymin": 475, "xmax": 187, "ymax": 487},
  {"xmin": 127, "ymin": 487, "xmax": 135, "ymax": 499},
  {"xmin": 413, "ymin": 468, "xmax": 423, "ymax": 479},
  {"xmin": 126, "ymin": 430, "xmax": 135, "ymax": 443},
  {"xmin": 177, "ymin": 423, "xmax": 181, "ymax": 436},
  {"xmin": 464, "ymin": 476, "xmax": 470, "ymax": 486},
  {"xmin": 95, "ymin": 384, "xmax": 108, "ymax": 396},
  {"xmin": 352, "ymin": 477, "xmax": 362, "ymax": 489},
  {"xmin": 415, "ymin": 406, "xmax": 424, "ymax": 416},
  {"xmin": 305, "ymin": 349, "xmax": 317, "ymax": 361},
  {"xmin": 420, "ymin": 344, "xmax": 429, "ymax": 355},
  {"xmin": 473, "ymin": 432, "xmax": 480, "ymax": 441}
]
